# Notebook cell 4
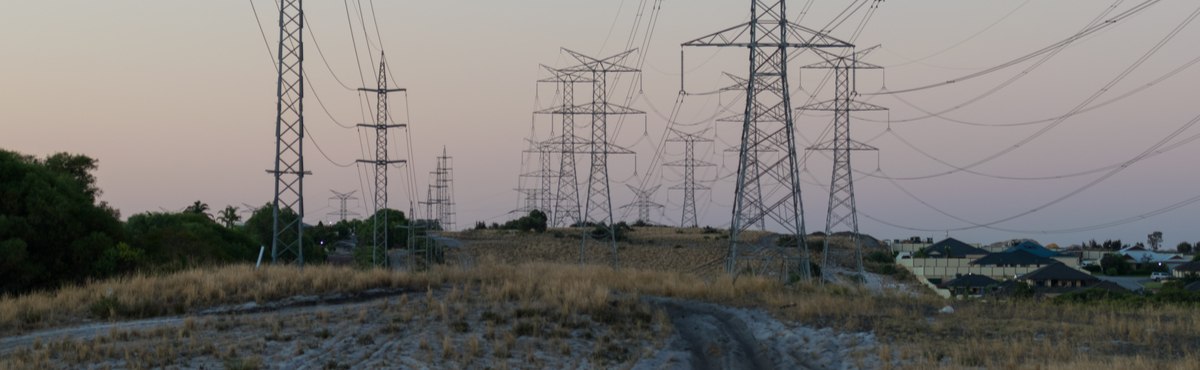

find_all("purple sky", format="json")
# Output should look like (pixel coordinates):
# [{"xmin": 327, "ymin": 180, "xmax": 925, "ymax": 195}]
[{"xmin": 3, "ymin": 0, "xmax": 1200, "ymax": 248}]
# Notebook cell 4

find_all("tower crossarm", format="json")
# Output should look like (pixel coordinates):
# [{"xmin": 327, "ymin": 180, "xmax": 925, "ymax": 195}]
[{"xmin": 682, "ymin": 21, "xmax": 853, "ymax": 49}]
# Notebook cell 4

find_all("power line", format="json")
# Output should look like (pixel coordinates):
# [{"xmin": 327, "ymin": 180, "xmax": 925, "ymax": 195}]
[
  {"xmin": 861, "ymin": 3, "xmax": 1200, "ymax": 180},
  {"xmin": 866, "ymin": 0, "xmax": 1162, "ymax": 96}
]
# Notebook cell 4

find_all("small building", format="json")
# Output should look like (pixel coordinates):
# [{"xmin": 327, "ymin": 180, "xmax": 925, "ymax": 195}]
[
  {"xmin": 1120, "ymin": 246, "xmax": 1189, "ymax": 270},
  {"xmin": 1017, "ymin": 263, "xmax": 1100, "ymax": 296},
  {"xmin": 943, "ymin": 274, "xmax": 999, "ymax": 297},
  {"xmin": 1173, "ymin": 261, "xmax": 1200, "ymax": 279}
]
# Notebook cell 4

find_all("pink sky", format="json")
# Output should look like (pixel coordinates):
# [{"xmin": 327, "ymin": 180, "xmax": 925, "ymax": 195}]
[{"xmin": 3, "ymin": 0, "xmax": 1199, "ymax": 247}]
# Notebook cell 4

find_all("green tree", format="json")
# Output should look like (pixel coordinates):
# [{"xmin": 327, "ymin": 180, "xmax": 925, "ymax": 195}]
[
  {"xmin": 217, "ymin": 205, "xmax": 241, "ymax": 228},
  {"xmin": 1177, "ymin": 241, "xmax": 1193, "ymax": 255},
  {"xmin": 1147, "ymin": 231, "xmax": 1163, "ymax": 251},
  {"xmin": 243, "ymin": 204, "xmax": 326, "ymax": 263},
  {"xmin": 185, "ymin": 200, "xmax": 211, "ymax": 219},
  {"xmin": 497, "ymin": 210, "xmax": 548, "ymax": 233},
  {"xmin": 355, "ymin": 209, "xmax": 410, "ymax": 249},
  {"xmin": 125, "ymin": 211, "xmax": 257, "ymax": 270},
  {"xmin": 0, "ymin": 150, "xmax": 123, "ymax": 294},
  {"xmin": 1100, "ymin": 253, "xmax": 1133, "ymax": 276}
]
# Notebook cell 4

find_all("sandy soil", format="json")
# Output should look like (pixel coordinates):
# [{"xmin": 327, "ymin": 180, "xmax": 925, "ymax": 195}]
[{"xmin": 0, "ymin": 289, "xmax": 886, "ymax": 370}]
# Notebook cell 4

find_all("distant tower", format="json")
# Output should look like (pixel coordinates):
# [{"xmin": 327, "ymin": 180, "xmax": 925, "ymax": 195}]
[
  {"xmin": 664, "ymin": 129, "xmax": 714, "ymax": 228},
  {"xmin": 518, "ymin": 138, "xmax": 556, "ymax": 217},
  {"xmin": 553, "ymin": 49, "xmax": 642, "ymax": 268},
  {"xmin": 536, "ymin": 66, "xmax": 593, "ymax": 227},
  {"xmin": 268, "ymin": 0, "xmax": 309, "ymax": 265},
  {"xmin": 801, "ymin": 47, "xmax": 886, "ymax": 279},
  {"xmin": 620, "ymin": 184, "xmax": 664, "ymax": 224},
  {"xmin": 327, "ymin": 190, "xmax": 360, "ymax": 223},
  {"xmin": 684, "ymin": 0, "xmax": 853, "ymax": 279},
  {"xmin": 429, "ymin": 147, "xmax": 456, "ymax": 231},
  {"xmin": 355, "ymin": 52, "xmax": 407, "ymax": 268}
]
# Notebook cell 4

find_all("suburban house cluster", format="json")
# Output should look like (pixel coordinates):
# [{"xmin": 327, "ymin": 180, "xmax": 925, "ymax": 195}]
[{"xmin": 889, "ymin": 237, "xmax": 1200, "ymax": 298}]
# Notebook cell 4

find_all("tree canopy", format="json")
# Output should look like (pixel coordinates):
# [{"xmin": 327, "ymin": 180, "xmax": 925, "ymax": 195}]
[{"xmin": 0, "ymin": 150, "xmax": 123, "ymax": 293}]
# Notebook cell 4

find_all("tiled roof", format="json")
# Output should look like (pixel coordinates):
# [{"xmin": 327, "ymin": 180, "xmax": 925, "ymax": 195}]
[{"xmin": 971, "ymin": 250, "xmax": 1058, "ymax": 266}]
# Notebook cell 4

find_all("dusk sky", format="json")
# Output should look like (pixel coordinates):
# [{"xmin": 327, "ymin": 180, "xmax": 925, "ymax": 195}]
[{"xmin": 3, "ymin": 0, "xmax": 1200, "ymax": 247}]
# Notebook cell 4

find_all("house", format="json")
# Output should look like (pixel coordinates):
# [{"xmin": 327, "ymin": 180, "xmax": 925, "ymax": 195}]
[
  {"xmin": 971, "ymin": 250, "xmax": 1059, "ymax": 268},
  {"xmin": 1017, "ymin": 263, "xmax": 1101, "ymax": 296},
  {"xmin": 1173, "ymin": 261, "xmax": 1200, "ymax": 279},
  {"xmin": 923, "ymin": 238, "xmax": 989, "ymax": 259},
  {"xmin": 943, "ymin": 274, "xmax": 999, "ymax": 297},
  {"xmin": 1119, "ymin": 246, "xmax": 1189, "ymax": 270}
]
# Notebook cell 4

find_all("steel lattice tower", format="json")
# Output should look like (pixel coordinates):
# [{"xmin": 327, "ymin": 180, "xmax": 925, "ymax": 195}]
[
  {"xmin": 716, "ymin": 73, "xmax": 767, "ymax": 232},
  {"xmin": 684, "ymin": 0, "xmax": 852, "ymax": 279},
  {"xmin": 536, "ymin": 66, "xmax": 593, "ymax": 227},
  {"xmin": 328, "ymin": 190, "xmax": 360, "ymax": 223},
  {"xmin": 801, "ymin": 47, "xmax": 885, "ymax": 279},
  {"xmin": 543, "ymin": 49, "xmax": 641, "ymax": 268},
  {"xmin": 519, "ymin": 138, "xmax": 557, "ymax": 216},
  {"xmin": 430, "ymin": 147, "xmax": 456, "ymax": 231},
  {"xmin": 356, "ymin": 52, "xmax": 407, "ymax": 268},
  {"xmin": 268, "ymin": 0, "xmax": 309, "ymax": 265},
  {"xmin": 620, "ymin": 185, "xmax": 664, "ymax": 224},
  {"xmin": 664, "ymin": 129, "xmax": 715, "ymax": 228},
  {"xmin": 514, "ymin": 188, "xmax": 541, "ymax": 214}
]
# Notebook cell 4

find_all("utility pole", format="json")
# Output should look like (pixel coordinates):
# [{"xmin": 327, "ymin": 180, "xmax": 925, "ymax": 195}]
[
  {"xmin": 328, "ymin": 190, "xmax": 360, "ymax": 223},
  {"xmin": 684, "ymin": 0, "xmax": 852, "ymax": 280},
  {"xmin": 268, "ymin": 0, "xmax": 310, "ymax": 266},
  {"xmin": 549, "ymin": 49, "xmax": 642, "ymax": 268},
  {"xmin": 801, "ymin": 47, "xmax": 885, "ymax": 280},
  {"xmin": 620, "ymin": 184, "xmax": 664, "ymax": 224},
  {"xmin": 536, "ymin": 66, "xmax": 594, "ymax": 227},
  {"xmin": 355, "ymin": 52, "xmax": 407, "ymax": 268},
  {"xmin": 664, "ymin": 128, "xmax": 715, "ymax": 228}
]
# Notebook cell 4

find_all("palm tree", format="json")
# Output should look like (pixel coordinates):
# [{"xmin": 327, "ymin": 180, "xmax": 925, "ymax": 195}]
[
  {"xmin": 185, "ymin": 200, "xmax": 211, "ymax": 219},
  {"xmin": 217, "ymin": 206, "xmax": 241, "ymax": 228}
]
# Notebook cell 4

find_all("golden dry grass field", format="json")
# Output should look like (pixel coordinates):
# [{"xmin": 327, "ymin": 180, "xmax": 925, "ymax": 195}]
[{"xmin": 1, "ymin": 227, "xmax": 1199, "ymax": 369}]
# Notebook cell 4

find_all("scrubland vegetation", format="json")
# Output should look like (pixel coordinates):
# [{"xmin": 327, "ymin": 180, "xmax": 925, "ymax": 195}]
[{"xmin": 3, "ymin": 255, "xmax": 1199, "ymax": 369}]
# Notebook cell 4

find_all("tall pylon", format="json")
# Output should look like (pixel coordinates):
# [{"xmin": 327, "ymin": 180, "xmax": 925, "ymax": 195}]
[
  {"xmin": 620, "ymin": 184, "xmax": 664, "ymax": 224},
  {"xmin": 519, "ymin": 138, "xmax": 557, "ymax": 216},
  {"xmin": 684, "ymin": 0, "xmax": 852, "ymax": 279},
  {"xmin": 664, "ymin": 128, "xmax": 715, "ymax": 228},
  {"xmin": 328, "ymin": 190, "xmax": 360, "ymax": 223},
  {"xmin": 268, "ymin": 0, "xmax": 309, "ymax": 266},
  {"xmin": 554, "ymin": 49, "xmax": 642, "ymax": 268},
  {"xmin": 536, "ymin": 66, "xmax": 594, "ymax": 227},
  {"xmin": 801, "ymin": 47, "xmax": 886, "ymax": 280},
  {"xmin": 430, "ymin": 147, "xmax": 456, "ymax": 231},
  {"xmin": 355, "ymin": 52, "xmax": 407, "ymax": 268}
]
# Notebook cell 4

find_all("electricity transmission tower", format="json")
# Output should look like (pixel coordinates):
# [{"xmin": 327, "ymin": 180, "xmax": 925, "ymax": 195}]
[
  {"xmin": 801, "ymin": 47, "xmax": 885, "ymax": 280},
  {"xmin": 536, "ymin": 66, "xmax": 594, "ymax": 227},
  {"xmin": 328, "ymin": 190, "xmax": 360, "ymax": 223},
  {"xmin": 269, "ymin": 0, "xmax": 309, "ymax": 265},
  {"xmin": 355, "ymin": 52, "xmax": 407, "ymax": 268},
  {"xmin": 513, "ymin": 140, "xmax": 545, "ymax": 215},
  {"xmin": 429, "ymin": 147, "xmax": 456, "ymax": 231},
  {"xmin": 684, "ymin": 0, "xmax": 852, "ymax": 279},
  {"xmin": 621, "ymin": 184, "xmax": 664, "ymax": 224},
  {"xmin": 664, "ymin": 128, "xmax": 715, "ymax": 228},
  {"xmin": 552, "ymin": 49, "xmax": 642, "ymax": 268},
  {"xmin": 519, "ymin": 138, "xmax": 556, "ymax": 216}
]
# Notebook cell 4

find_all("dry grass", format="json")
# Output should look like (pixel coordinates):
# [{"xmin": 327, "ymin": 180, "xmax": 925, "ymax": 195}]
[
  {"xmin": 450, "ymin": 227, "xmax": 771, "ymax": 278},
  {"xmin": 4, "ymin": 232, "xmax": 1200, "ymax": 369}
]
